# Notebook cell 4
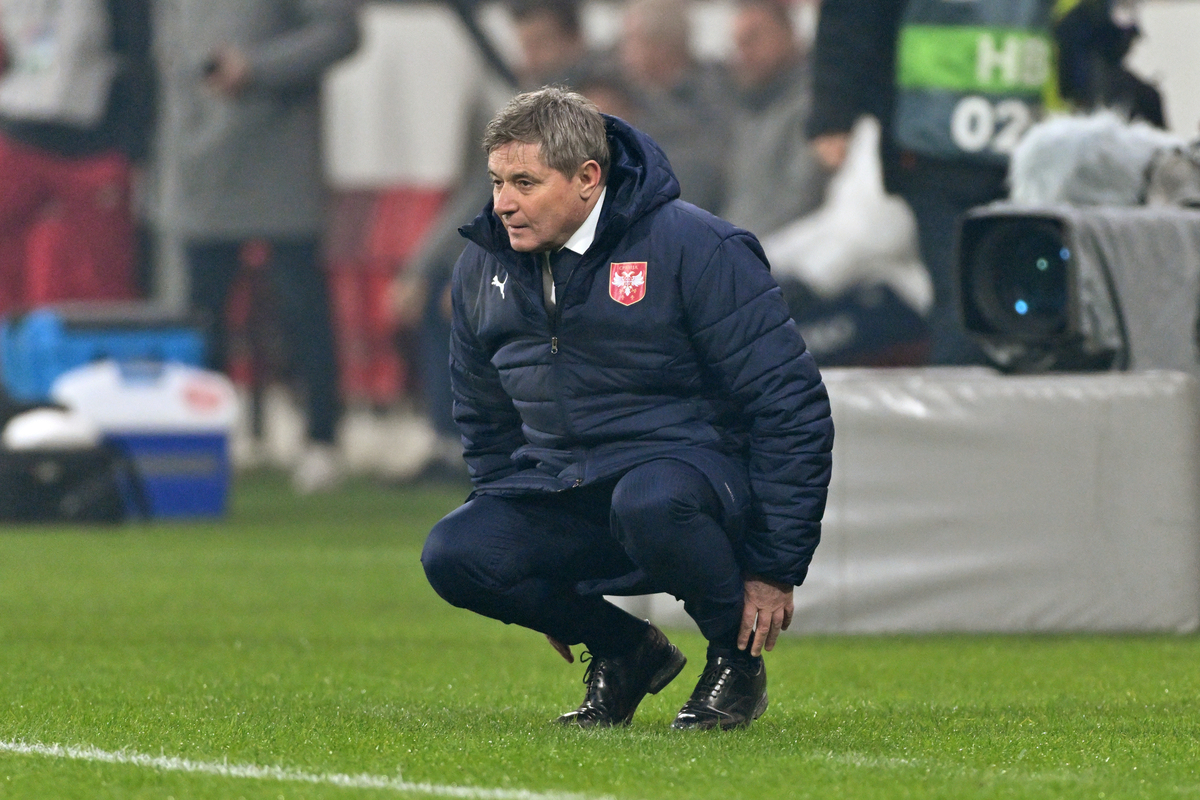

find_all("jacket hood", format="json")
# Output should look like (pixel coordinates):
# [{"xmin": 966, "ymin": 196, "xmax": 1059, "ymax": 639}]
[{"xmin": 459, "ymin": 115, "xmax": 681, "ymax": 261}]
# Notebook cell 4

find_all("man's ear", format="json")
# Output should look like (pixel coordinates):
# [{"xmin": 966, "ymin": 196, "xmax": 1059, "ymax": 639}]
[{"xmin": 576, "ymin": 160, "xmax": 603, "ymax": 199}]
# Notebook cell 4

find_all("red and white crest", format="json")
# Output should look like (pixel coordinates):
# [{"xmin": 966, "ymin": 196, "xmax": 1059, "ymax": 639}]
[{"xmin": 609, "ymin": 262, "xmax": 647, "ymax": 306}]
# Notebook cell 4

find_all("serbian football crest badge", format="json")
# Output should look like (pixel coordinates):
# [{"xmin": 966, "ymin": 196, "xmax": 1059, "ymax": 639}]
[{"xmin": 609, "ymin": 262, "xmax": 647, "ymax": 306}]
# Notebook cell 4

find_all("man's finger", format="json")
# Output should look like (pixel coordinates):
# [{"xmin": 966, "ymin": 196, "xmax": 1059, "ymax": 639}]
[
  {"xmin": 738, "ymin": 604, "xmax": 758, "ymax": 651},
  {"xmin": 546, "ymin": 634, "xmax": 574, "ymax": 663},
  {"xmin": 751, "ymin": 612, "xmax": 772, "ymax": 657},
  {"xmin": 764, "ymin": 609, "xmax": 785, "ymax": 652},
  {"xmin": 782, "ymin": 604, "xmax": 794, "ymax": 631}
]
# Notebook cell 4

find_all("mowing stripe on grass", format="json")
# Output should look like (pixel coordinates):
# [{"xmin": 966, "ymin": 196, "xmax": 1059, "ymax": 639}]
[{"xmin": 0, "ymin": 740, "xmax": 611, "ymax": 800}]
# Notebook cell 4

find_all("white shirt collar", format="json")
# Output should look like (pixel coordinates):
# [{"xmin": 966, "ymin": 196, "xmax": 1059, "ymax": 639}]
[{"xmin": 560, "ymin": 186, "xmax": 607, "ymax": 256}]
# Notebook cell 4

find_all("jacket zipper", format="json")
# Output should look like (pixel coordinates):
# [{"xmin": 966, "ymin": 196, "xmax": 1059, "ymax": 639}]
[
  {"xmin": 549, "ymin": 280, "xmax": 565, "ymax": 354},
  {"xmin": 549, "ymin": 260, "xmax": 575, "ymax": 355},
  {"xmin": 549, "ymin": 299, "xmax": 559, "ymax": 353}
]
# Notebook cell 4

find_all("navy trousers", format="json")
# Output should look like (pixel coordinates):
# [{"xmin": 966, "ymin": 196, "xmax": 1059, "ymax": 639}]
[{"xmin": 422, "ymin": 459, "xmax": 746, "ymax": 652}]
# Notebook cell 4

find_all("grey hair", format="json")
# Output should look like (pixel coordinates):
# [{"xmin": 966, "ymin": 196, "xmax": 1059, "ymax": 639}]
[{"xmin": 482, "ymin": 86, "xmax": 610, "ymax": 178}]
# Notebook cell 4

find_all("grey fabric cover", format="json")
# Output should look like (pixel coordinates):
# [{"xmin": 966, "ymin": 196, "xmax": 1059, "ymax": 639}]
[{"xmin": 619, "ymin": 368, "xmax": 1200, "ymax": 633}]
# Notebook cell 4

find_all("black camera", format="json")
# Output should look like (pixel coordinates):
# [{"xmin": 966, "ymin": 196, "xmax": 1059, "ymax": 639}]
[{"xmin": 957, "ymin": 203, "xmax": 1200, "ymax": 374}]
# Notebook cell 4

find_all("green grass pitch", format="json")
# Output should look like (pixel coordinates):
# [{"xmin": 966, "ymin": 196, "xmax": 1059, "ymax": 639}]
[{"xmin": 1, "ymin": 470, "xmax": 1198, "ymax": 799}]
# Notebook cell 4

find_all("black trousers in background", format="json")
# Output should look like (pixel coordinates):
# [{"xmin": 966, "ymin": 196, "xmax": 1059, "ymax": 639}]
[
  {"xmin": 422, "ymin": 459, "xmax": 747, "ymax": 653},
  {"xmin": 186, "ymin": 237, "xmax": 341, "ymax": 444},
  {"xmin": 895, "ymin": 161, "xmax": 1007, "ymax": 366}
]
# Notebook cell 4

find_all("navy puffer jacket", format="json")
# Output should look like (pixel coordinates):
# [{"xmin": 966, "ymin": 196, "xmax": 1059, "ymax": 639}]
[{"xmin": 449, "ymin": 115, "xmax": 834, "ymax": 586}]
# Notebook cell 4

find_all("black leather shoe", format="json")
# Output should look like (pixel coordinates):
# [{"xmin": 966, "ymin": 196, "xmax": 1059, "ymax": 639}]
[
  {"xmin": 556, "ymin": 623, "xmax": 687, "ymax": 727},
  {"xmin": 671, "ymin": 649, "xmax": 767, "ymax": 730}
]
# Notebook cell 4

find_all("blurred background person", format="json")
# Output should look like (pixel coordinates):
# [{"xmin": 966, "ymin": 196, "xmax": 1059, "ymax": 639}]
[
  {"xmin": 616, "ymin": 0, "xmax": 731, "ymax": 213},
  {"xmin": 806, "ymin": 0, "xmax": 1057, "ymax": 366},
  {"xmin": 389, "ymin": 0, "xmax": 602, "ymax": 484},
  {"xmin": 721, "ymin": 0, "xmax": 829, "ymax": 237},
  {"xmin": 0, "ymin": 0, "xmax": 154, "ymax": 316},
  {"xmin": 508, "ymin": 0, "xmax": 597, "ymax": 88},
  {"xmin": 1054, "ymin": 0, "xmax": 1165, "ymax": 127},
  {"xmin": 154, "ymin": 0, "xmax": 361, "ymax": 494},
  {"xmin": 576, "ymin": 67, "xmax": 640, "ymax": 123},
  {"xmin": 806, "ymin": 0, "xmax": 1166, "ymax": 368}
]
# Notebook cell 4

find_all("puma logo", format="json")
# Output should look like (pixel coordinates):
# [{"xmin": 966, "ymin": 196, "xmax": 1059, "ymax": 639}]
[{"xmin": 491, "ymin": 274, "xmax": 508, "ymax": 299}]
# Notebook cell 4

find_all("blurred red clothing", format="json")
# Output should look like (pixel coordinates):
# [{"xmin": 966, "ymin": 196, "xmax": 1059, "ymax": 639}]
[{"xmin": 0, "ymin": 132, "xmax": 136, "ymax": 315}]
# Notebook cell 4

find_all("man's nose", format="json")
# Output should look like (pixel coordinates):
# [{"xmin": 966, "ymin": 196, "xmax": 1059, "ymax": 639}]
[{"xmin": 494, "ymin": 183, "xmax": 518, "ymax": 215}]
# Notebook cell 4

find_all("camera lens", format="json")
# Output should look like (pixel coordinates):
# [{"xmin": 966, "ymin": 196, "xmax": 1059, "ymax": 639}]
[{"xmin": 967, "ymin": 218, "xmax": 1069, "ymax": 340}]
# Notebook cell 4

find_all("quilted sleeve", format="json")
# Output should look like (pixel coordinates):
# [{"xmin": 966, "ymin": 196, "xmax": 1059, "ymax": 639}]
[
  {"xmin": 448, "ymin": 253, "xmax": 527, "ymax": 487},
  {"xmin": 682, "ymin": 230, "xmax": 835, "ymax": 585}
]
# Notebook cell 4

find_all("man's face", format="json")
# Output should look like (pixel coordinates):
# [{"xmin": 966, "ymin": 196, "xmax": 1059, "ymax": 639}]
[
  {"xmin": 732, "ymin": 5, "xmax": 797, "ymax": 89},
  {"xmin": 488, "ymin": 141, "xmax": 593, "ymax": 253},
  {"xmin": 618, "ymin": 10, "xmax": 686, "ymax": 90},
  {"xmin": 514, "ymin": 14, "xmax": 583, "ymax": 85}
]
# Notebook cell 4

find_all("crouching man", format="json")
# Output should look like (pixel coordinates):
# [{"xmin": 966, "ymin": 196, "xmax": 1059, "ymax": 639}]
[{"xmin": 422, "ymin": 87, "xmax": 833, "ymax": 729}]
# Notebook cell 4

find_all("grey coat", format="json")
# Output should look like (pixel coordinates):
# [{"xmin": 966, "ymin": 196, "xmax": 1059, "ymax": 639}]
[
  {"xmin": 723, "ymin": 60, "xmax": 830, "ymax": 238},
  {"xmin": 154, "ymin": 0, "xmax": 359, "ymax": 239}
]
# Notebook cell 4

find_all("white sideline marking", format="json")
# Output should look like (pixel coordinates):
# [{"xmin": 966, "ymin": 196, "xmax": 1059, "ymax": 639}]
[{"xmin": 0, "ymin": 740, "xmax": 610, "ymax": 800}]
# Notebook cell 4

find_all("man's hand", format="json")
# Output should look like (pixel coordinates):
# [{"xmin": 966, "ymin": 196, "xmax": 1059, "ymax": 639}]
[
  {"xmin": 739, "ymin": 575, "xmax": 794, "ymax": 657},
  {"xmin": 546, "ymin": 634, "xmax": 574, "ymax": 663},
  {"xmin": 387, "ymin": 274, "xmax": 430, "ymax": 329},
  {"xmin": 204, "ymin": 47, "xmax": 251, "ymax": 98},
  {"xmin": 812, "ymin": 132, "xmax": 851, "ymax": 172}
]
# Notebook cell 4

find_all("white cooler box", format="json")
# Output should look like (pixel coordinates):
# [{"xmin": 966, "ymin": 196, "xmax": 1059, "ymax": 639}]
[{"xmin": 51, "ymin": 361, "xmax": 238, "ymax": 518}]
